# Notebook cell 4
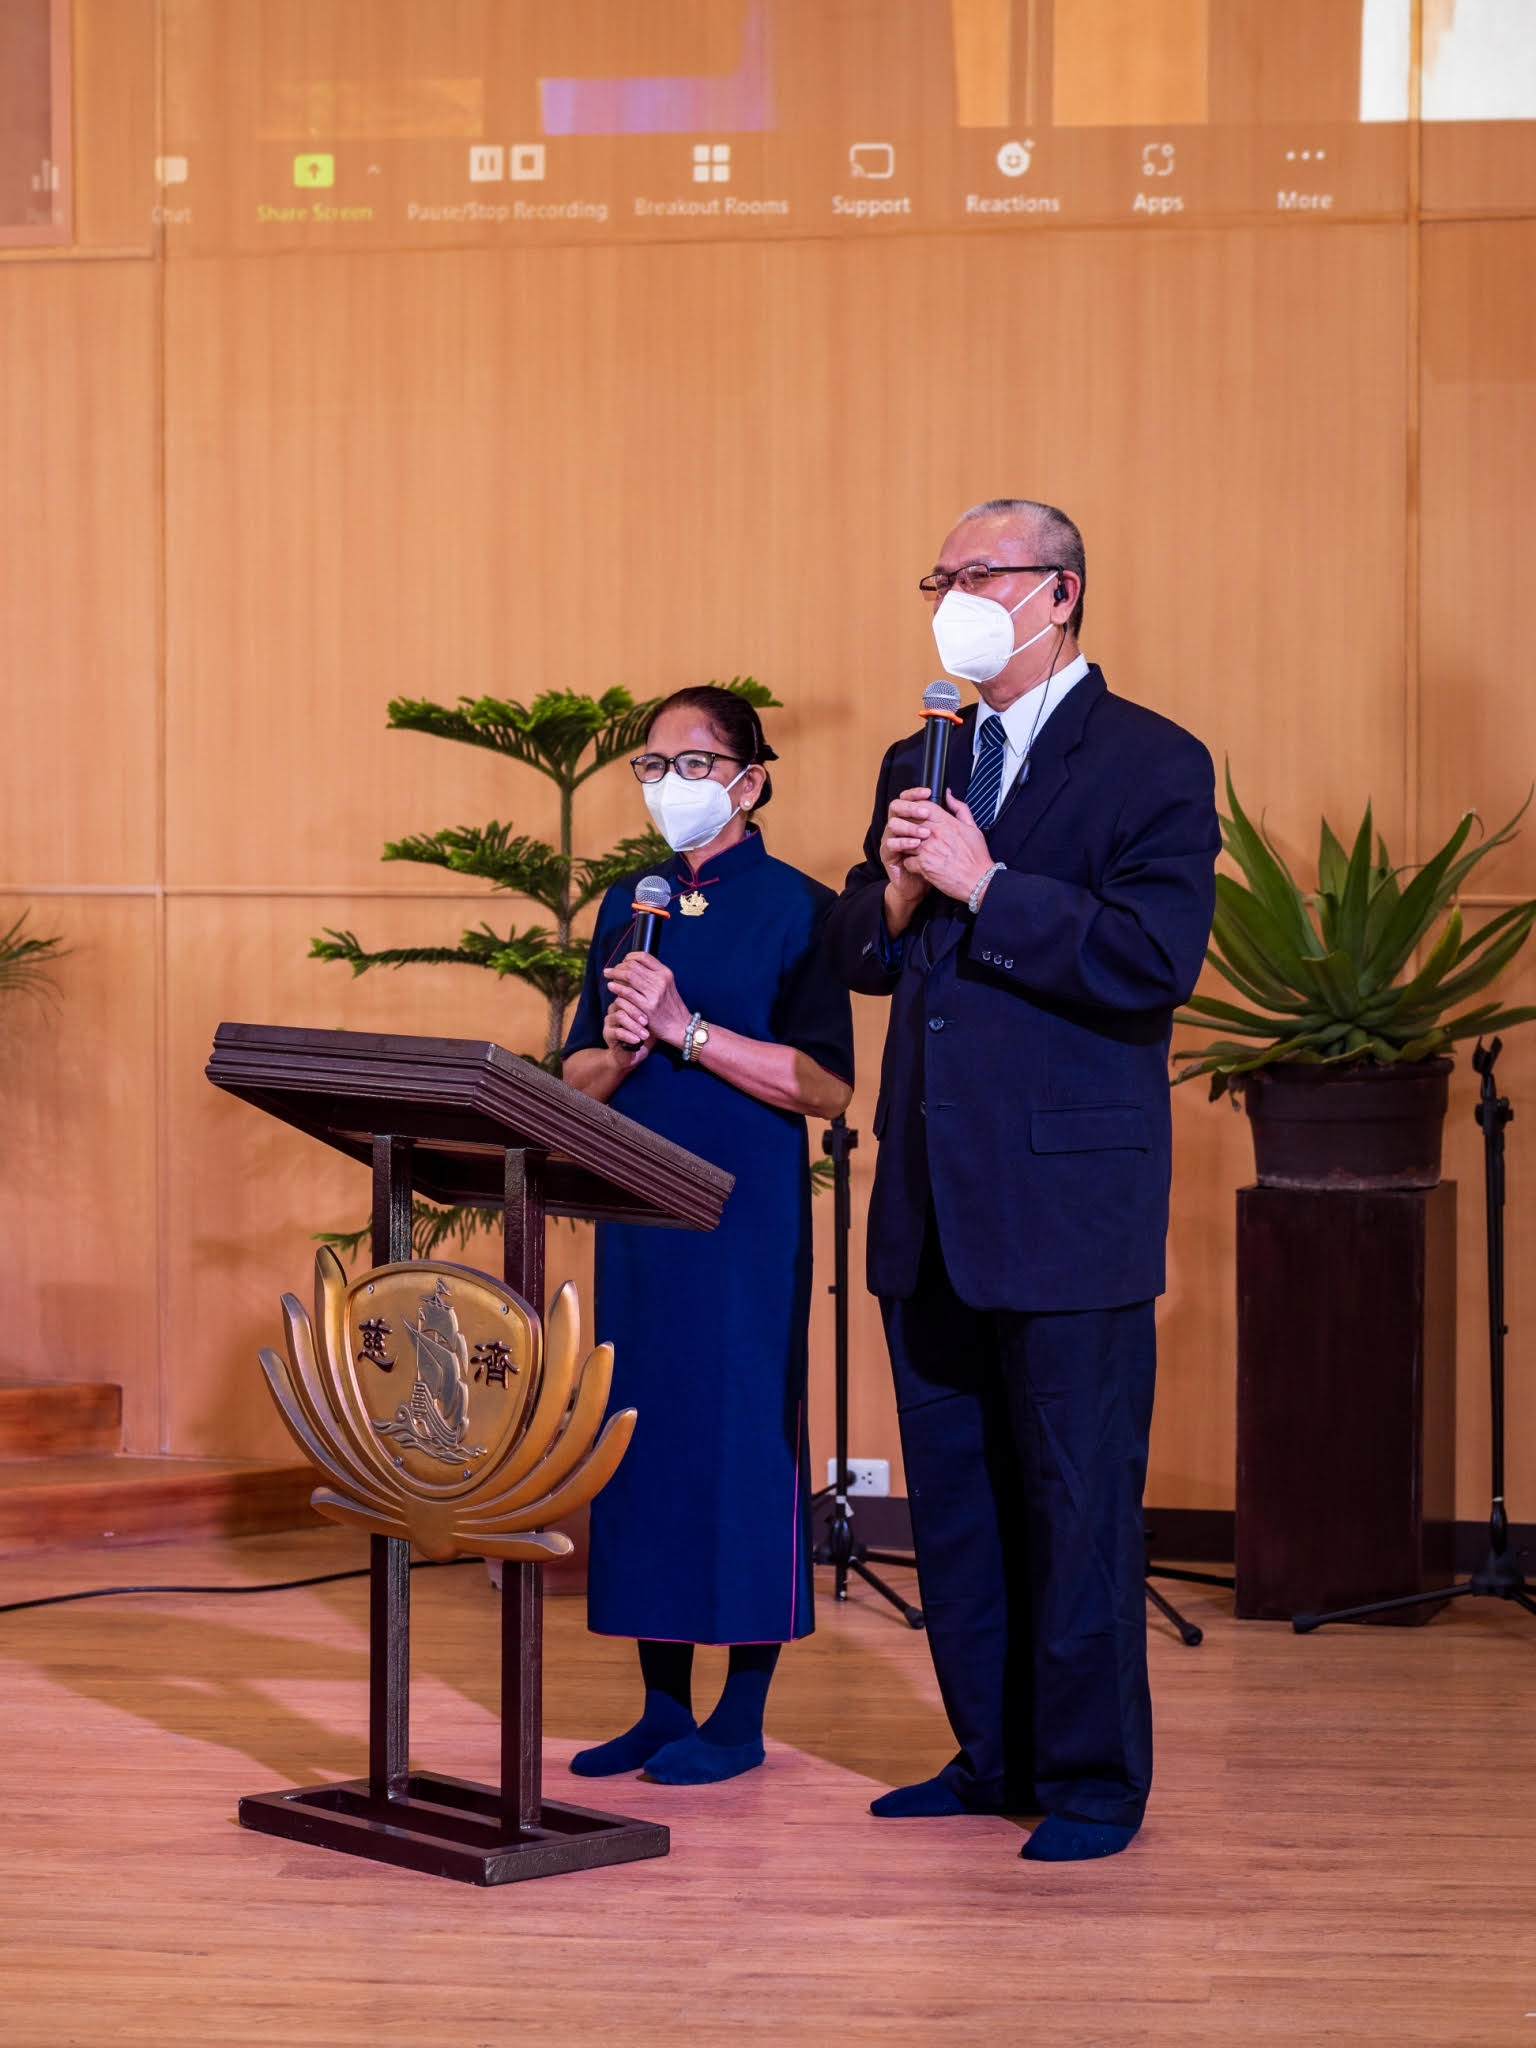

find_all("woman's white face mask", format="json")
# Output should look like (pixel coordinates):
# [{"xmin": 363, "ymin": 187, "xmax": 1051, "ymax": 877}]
[
  {"xmin": 931, "ymin": 571, "xmax": 1058, "ymax": 684},
  {"xmin": 643, "ymin": 765, "xmax": 749, "ymax": 854}
]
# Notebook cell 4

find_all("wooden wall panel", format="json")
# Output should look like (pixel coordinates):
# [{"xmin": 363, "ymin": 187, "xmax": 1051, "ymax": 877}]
[
  {"xmin": 0, "ymin": 895, "xmax": 160, "ymax": 1450},
  {"xmin": 0, "ymin": 257, "xmax": 159, "ymax": 886},
  {"xmin": 165, "ymin": 224, "xmax": 1410, "ymax": 894},
  {"xmin": 1418, "ymin": 221, "xmax": 1536, "ymax": 1523},
  {"xmin": 72, "ymin": 0, "xmax": 158, "ymax": 252},
  {"xmin": 1052, "ymin": 0, "xmax": 1209, "ymax": 128},
  {"xmin": 1419, "ymin": 221, "xmax": 1536, "ymax": 891}
]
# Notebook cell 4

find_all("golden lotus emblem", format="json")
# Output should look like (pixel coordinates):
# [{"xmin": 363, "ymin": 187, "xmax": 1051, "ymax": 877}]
[{"xmin": 259, "ymin": 1248, "xmax": 633, "ymax": 1562}]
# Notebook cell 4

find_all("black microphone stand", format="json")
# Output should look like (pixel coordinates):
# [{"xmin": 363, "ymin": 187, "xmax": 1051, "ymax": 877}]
[
  {"xmin": 1294, "ymin": 1036, "xmax": 1536, "ymax": 1633},
  {"xmin": 811, "ymin": 1117, "xmax": 925, "ymax": 1629}
]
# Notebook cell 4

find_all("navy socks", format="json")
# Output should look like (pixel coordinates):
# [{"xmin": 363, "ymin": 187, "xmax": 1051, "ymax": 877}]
[
  {"xmin": 1020, "ymin": 1816, "xmax": 1139, "ymax": 1862},
  {"xmin": 870, "ymin": 1753, "xmax": 1042, "ymax": 1818},
  {"xmin": 638, "ymin": 1638, "xmax": 695, "ymax": 1712},
  {"xmin": 870, "ymin": 1773, "xmax": 973, "ymax": 1818},
  {"xmin": 700, "ymin": 1643, "xmax": 779, "ymax": 1747},
  {"xmin": 569, "ymin": 1641, "xmax": 696, "ymax": 1778},
  {"xmin": 571, "ymin": 1642, "xmax": 781, "ymax": 1783},
  {"xmin": 568, "ymin": 1689, "xmax": 694, "ymax": 1777},
  {"xmin": 645, "ymin": 1644, "xmax": 780, "ymax": 1785}
]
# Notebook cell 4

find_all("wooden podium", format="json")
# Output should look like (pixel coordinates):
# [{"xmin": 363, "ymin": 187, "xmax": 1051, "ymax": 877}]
[{"xmin": 206, "ymin": 1022, "xmax": 733, "ymax": 1885}]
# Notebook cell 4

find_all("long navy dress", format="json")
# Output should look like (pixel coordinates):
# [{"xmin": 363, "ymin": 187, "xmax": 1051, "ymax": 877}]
[{"xmin": 562, "ymin": 829, "xmax": 854, "ymax": 1645}]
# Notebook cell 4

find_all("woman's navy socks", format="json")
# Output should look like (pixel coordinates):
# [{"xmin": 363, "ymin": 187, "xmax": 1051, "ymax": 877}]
[
  {"xmin": 569, "ymin": 1689, "xmax": 695, "ymax": 1777},
  {"xmin": 643, "ymin": 1643, "xmax": 779, "ymax": 1784},
  {"xmin": 570, "ymin": 1640, "xmax": 696, "ymax": 1777}
]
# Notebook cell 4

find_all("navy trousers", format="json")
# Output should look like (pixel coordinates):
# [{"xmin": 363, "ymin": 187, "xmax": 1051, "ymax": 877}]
[{"xmin": 881, "ymin": 1220, "xmax": 1157, "ymax": 1828}]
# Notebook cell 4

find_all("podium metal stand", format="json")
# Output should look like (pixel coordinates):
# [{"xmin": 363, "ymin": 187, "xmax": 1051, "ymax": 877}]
[{"xmin": 208, "ymin": 1022, "xmax": 733, "ymax": 1885}]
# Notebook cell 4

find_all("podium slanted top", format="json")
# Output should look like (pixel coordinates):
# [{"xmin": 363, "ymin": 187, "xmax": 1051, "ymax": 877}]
[{"xmin": 207, "ymin": 1022, "xmax": 733, "ymax": 1230}]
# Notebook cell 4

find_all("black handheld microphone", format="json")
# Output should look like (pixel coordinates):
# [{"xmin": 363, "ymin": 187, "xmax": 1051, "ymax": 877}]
[
  {"xmin": 632, "ymin": 873, "xmax": 672, "ymax": 956},
  {"xmin": 919, "ymin": 678, "xmax": 964, "ymax": 798},
  {"xmin": 618, "ymin": 874, "xmax": 672, "ymax": 1050}
]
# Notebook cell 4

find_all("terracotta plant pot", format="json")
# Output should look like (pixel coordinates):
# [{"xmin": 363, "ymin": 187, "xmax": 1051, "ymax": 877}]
[{"xmin": 1238, "ymin": 1058, "xmax": 1453, "ymax": 1191}]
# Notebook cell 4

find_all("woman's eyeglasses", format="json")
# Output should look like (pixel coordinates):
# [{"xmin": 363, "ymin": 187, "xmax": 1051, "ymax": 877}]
[{"xmin": 629, "ymin": 749, "xmax": 743, "ymax": 784}]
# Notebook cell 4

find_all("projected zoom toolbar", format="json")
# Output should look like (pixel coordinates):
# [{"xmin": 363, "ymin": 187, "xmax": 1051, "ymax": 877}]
[
  {"xmin": 145, "ymin": 0, "xmax": 1536, "ymax": 252},
  {"xmin": 153, "ymin": 123, "xmax": 1422, "ymax": 250}
]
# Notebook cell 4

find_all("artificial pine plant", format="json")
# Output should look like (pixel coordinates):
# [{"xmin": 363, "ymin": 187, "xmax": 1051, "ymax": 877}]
[{"xmin": 312, "ymin": 679, "xmax": 777, "ymax": 1256}]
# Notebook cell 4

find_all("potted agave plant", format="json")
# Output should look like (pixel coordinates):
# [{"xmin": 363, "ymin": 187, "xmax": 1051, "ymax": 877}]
[{"xmin": 1173, "ymin": 776, "xmax": 1536, "ymax": 1188}]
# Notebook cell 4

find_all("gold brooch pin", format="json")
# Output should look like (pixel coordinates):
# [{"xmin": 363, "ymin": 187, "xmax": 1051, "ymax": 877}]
[{"xmin": 679, "ymin": 890, "xmax": 708, "ymax": 916}]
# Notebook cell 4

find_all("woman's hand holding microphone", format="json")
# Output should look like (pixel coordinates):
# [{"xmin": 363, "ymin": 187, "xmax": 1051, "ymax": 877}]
[
  {"xmin": 584, "ymin": 943, "xmax": 848, "ymax": 1119},
  {"xmin": 602, "ymin": 952, "xmax": 694, "ymax": 1065}
]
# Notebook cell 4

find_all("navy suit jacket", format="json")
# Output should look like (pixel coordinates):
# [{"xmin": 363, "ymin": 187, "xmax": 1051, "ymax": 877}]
[{"xmin": 824, "ymin": 667, "xmax": 1218, "ymax": 1312}]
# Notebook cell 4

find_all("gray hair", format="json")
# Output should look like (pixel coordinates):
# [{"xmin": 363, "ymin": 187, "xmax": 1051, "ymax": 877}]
[{"xmin": 961, "ymin": 497, "xmax": 1086, "ymax": 636}]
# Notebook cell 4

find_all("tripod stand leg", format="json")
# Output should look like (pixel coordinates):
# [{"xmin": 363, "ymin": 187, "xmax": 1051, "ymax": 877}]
[
  {"xmin": 1146, "ymin": 1564, "xmax": 1234, "ymax": 1591},
  {"xmin": 1145, "ymin": 1577, "xmax": 1202, "ymax": 1646},
  {"xmin": 1293, "ymin": 1582, "xmax": 1470, "ymax": 1632},
  {"xmin": 849, "ymin": 1557, "xmax": 925, "ymax": 1630}
]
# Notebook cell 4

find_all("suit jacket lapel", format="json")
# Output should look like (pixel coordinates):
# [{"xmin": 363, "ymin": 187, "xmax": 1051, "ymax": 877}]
[
  {"xmin": 922, "ymin": 671, "xmax": 1104, "ymax": 972},
  {"xmin": 987, "ymin": 668, "xmax": 1104, "ymax": 855}
]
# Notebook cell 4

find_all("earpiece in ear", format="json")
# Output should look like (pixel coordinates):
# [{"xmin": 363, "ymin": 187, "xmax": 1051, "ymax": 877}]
[{"xmin": 1054, "ymin": 576, "xmax": 1068, "ymax": 605}]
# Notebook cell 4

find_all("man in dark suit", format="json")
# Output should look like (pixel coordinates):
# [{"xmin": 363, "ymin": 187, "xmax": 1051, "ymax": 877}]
[{"xmin": 824, "ymin": 497, "xmax": 1218, "ymax": 1862}]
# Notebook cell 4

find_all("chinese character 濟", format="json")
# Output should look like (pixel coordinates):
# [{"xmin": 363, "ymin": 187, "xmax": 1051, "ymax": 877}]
[{"xmin": 472, "ymin": 1339, "xmax": 516, "ymax": 1386}]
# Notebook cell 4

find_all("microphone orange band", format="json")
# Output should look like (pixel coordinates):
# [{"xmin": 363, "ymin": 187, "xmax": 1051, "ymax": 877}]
[
  {"xmin": 922, "ymin": 710, "xmax": 964, "ymax": 724},
  {"xmin": 632, "ymin": 903, "xmax": 671, "ymax": 917}
]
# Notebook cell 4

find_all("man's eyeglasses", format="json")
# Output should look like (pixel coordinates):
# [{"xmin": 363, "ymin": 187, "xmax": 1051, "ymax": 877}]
[
  {"xmin": 630, "ymin": 749, "xmax": 743, "ymax": 784},
  {"xmin": 918, "ymin": 562, "xmax": 1059, "ymax": 598}
]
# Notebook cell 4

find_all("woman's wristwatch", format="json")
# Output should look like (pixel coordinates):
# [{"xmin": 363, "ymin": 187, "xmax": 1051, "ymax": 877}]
[{"xmin": 682, "ymin": 1012, "xmax": 711, "ymax": 1064}]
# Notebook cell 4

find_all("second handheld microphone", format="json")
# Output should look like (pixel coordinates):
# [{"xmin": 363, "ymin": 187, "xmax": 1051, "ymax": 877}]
[{"xmin": 919, "ymin": 678, "xmax": 964, "ymax": 798}]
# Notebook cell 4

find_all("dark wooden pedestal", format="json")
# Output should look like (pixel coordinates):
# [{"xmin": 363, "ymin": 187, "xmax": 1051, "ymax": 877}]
[
  {"xmin": 237, "ymin": 1132, "xmax": 669, "ymax": 1885},
  {"xmin": 239, "ymin": 1546, "xmax": 668, "ymax": 1885},
  {"xmin": 1235, "ymin": 1181, "xmax": 1456, "ymax": 1622}
]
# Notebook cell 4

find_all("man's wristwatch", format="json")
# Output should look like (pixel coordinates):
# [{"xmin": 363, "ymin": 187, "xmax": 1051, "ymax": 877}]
[{"xmin": 682, "ymin": 1012, "xmax": 710, "ymax": 1064}]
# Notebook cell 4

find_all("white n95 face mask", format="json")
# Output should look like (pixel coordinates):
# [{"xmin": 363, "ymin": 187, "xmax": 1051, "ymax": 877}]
[
  {"xmin": 643, "ymin": 766, "xmax": 748, "ymax": 854},
  {"xmin": 931, "ymin": 571, "xmax": 1057, "ymax": 684}
]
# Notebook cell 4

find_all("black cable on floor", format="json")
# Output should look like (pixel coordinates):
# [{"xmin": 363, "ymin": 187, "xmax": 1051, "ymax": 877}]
[{"xmin": 0, "ymin": 1554, "xmax": 486, "ymax": 1618}]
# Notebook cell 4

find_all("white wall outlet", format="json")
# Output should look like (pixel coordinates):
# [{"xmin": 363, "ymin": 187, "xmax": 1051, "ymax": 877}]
[{"xmin": 825, "ymin": 1457, "xmax": 890, "ymax": 1497}]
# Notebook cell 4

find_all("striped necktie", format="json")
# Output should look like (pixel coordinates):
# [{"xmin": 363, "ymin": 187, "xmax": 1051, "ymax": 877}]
[{"xmin": 967, "ymin": 714, "xmax": 1009, "ymax": 831}]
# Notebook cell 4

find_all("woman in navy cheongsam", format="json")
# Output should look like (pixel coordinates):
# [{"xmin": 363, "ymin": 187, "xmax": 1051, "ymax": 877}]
[{"xmin": 561, "ymin": 686, "xmax": 854, "ymax": 1785}]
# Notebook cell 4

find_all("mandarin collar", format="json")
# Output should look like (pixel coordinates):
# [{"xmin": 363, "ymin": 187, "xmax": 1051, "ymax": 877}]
[{"xmin": 670, "ymin": 825, "xmax": 767, "ymax": 887}]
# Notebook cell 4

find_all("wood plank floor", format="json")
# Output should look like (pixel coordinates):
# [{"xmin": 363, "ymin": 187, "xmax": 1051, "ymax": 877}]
[{"xmin": 1, "ymin": 1530, "xmax": 1534, "ymax": 2045}]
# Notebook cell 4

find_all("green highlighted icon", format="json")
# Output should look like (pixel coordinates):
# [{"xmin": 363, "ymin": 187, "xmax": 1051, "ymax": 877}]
[{"xmin": 293, "ymin": 153, "xmax": 335, "ymax": 188}]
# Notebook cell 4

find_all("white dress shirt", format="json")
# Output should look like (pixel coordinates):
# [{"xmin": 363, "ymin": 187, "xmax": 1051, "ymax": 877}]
[{"xmin": 971, "ymin": 652, "xmax": 1090, "ymax": 812}]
